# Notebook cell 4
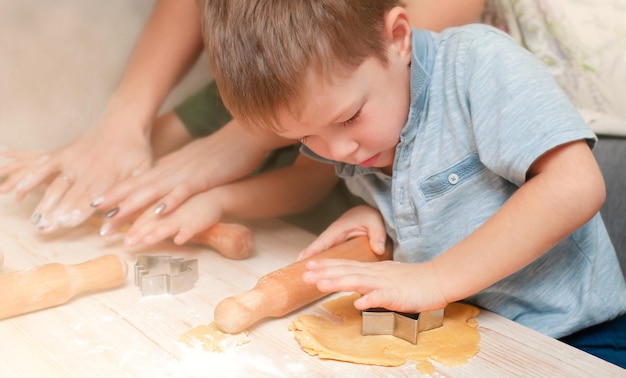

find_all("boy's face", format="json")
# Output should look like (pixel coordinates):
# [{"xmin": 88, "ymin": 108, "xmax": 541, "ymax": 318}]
[{"xmin": 275, "ymin": 54, "xmax": 411, "ymax": 171}]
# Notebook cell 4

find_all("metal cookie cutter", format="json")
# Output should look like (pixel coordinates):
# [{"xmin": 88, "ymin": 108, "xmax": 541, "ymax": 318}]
[
  {"xmin": 134, "ymin": 255, "xmax": 198, "ymax": 296},
  {"xmin": 362, "ymin": 308, "xmax": 444, "ymax": 344}
]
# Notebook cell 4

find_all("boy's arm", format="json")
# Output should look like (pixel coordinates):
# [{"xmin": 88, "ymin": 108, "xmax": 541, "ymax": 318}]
[
  {"xmin": 217, "ymin": 154, "xmax": 339, "ymax": 219},
  {"xmin": 304, "ymin": 140, "xmax": 605, "ymax": 313},
  {"xmin": 123, "ymin": 154, "xmax": 339, "ymax": 247},
  {"xmin": 432, "ymin": 140, "xmax": 605, "ymax": 303}
]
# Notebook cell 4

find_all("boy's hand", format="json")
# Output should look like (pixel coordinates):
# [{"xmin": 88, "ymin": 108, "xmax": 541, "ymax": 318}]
[
  {"xmin": 303, "ymin": 258, "xmax": 448, "ymax": 314},
  {"xmin": 298, "ymin": 205, "xmax": 387, "ymax": 260},
  {"xmin": 121, "ymin": 189, "xmax": 224, "ymax": 247}
]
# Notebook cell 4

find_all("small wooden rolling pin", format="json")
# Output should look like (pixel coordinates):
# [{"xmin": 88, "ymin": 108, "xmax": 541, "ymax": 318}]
[
  {"xmin": 188, "ymin": 223, "xmax": 254, "ymax": 260},
  {"xmin": 0, "ymin": 254, "xmax": 127, "ymax": 320},
  {"xmin": 214, "ymin": 236, "xmax": 393, "ymax": 333},
  {"xmin": 92, "ymin": 215, "xmax": 254, "ymax": 260}
]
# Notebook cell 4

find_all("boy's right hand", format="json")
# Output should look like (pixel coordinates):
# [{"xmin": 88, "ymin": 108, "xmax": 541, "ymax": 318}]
[{"xmin": 298, "ymin": 205, "xmax": 388, "ymax": 261}]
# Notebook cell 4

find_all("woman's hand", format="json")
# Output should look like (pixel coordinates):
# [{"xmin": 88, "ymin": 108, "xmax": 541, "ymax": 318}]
[
  {"xmin": 94, "ymin": 120, "xmax": 277, "ymax": 237},
  {"xmin": 0, "ymin": 122, "xmax": 152, "ymax": 233}
]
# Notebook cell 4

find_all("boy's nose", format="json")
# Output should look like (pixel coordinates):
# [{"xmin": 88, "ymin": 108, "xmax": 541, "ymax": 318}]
[{"xmin": 326, "ymin": 139, "xmax": 359, "ymax": 163}]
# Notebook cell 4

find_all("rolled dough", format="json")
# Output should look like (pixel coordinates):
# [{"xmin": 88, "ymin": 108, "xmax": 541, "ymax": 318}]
[{"xmin": 289, "ymin": 293, "xmax": 480, "ymax": 374}]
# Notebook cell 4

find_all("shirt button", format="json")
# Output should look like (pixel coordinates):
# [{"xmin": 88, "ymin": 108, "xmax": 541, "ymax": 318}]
[{"xmin": 448, "ymin": 173, "xmax": 459, "ymax": 185}]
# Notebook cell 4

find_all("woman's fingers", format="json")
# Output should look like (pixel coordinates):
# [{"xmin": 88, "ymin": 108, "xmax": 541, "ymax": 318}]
[{"xmin": 30, "ymin": 173, "xmax": 76, "ymax": 232}]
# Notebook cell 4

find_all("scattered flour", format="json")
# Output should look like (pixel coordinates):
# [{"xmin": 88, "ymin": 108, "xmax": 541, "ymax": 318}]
[{"xmin": 178, "ymin": 323, "xmax": 250, "ymax": 353}]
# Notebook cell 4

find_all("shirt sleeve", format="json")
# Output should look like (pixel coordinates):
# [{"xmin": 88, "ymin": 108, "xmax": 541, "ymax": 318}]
[{"xmin": 461, "ymin": 27, "xmax": 596, "ymax": 186}]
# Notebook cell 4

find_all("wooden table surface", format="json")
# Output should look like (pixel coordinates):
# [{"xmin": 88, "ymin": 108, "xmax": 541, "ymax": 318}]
[{"xmin": 0, "ymin": 194, "xmax": 623, "ymax": 377}]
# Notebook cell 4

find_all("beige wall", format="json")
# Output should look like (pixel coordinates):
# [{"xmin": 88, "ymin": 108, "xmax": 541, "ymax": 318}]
[{"xmin": 0, "ymin": 0, "xmax": 210, "ymax": 151}]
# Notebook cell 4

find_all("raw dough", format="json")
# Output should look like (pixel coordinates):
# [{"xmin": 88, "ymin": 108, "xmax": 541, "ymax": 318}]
[
  {"xmin": 289, "ymin": 294, "xmax": 480, "ymax": 374},
  {"xmin": 179, "ymin": 323, "xmax": 250, "ymax": 352}
]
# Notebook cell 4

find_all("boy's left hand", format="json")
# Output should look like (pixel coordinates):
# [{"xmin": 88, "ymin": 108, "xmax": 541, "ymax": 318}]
[
  {"xmin": 303, "ymin": 258, "xmax": 448, "ymax": 313},
  {"xmin": 121, "ymin": 189, "xmax": 224, "ymax": 247},
  {"xmin": 298, "ymin": 205, "xmax": 387, "ymax": 260}
]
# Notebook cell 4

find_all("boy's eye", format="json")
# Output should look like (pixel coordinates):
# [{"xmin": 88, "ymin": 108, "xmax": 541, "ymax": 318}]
[{"xmin": 342, "ymin": 109, "xmax": 362, "ymax": 127}]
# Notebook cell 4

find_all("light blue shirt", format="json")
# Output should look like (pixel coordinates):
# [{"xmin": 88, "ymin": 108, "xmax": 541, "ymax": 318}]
[{"xmin": 302, "ymin": 25, "xmax": 626, "ymax": 338}]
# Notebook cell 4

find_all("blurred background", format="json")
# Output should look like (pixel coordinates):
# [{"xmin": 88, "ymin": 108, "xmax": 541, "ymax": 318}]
[{"xmin": 0, "ymin": 0, "xmax": 210, "ymax": 150}]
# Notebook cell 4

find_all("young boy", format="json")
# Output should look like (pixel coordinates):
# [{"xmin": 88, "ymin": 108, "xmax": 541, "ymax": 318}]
[{"xmin": 201, "ymin": 0, "xmax": 626, "ymax": 366}]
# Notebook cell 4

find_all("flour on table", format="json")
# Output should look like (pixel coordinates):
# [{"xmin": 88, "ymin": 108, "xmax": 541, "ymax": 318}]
[{"xmin": 179, "ymin": 322, "xmax": 250, "ymax": 352}]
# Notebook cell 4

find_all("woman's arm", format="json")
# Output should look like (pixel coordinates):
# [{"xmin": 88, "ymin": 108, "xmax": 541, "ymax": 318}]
[{"xmin": 0, "ymin": 0, "xmax": 204, "ymax": 233}]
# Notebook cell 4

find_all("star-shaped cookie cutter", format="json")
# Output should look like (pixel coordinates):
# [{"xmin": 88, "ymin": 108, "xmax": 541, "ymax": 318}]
[
  {"xmin": 362, "ymin": 308, "xmax": 444, "ymax": 344},
  {"xmin": 134, "ymin": 255, "xmax": 198, "ymax": 296}
]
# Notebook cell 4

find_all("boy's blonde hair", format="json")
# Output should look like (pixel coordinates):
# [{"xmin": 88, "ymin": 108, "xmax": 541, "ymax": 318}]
[{"xmin": 201, "ymin": 0, "xmax": 400, "ymax": 132}]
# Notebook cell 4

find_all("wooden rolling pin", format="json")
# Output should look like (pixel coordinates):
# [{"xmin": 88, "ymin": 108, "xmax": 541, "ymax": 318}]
[
  {"xmin": 0, "ymin": 254, "xmax": 127, "ymax": 320},
  {"xmin": 91, "ymin": 216, "xmax": 255, "ymax": 260},
  {"xmin": 188, "ymin": 223, "xmax": 255, "ymax": 260},
  {"xmin": 214, "ymin": 236, "xmax": 393, "ymax": 333}
]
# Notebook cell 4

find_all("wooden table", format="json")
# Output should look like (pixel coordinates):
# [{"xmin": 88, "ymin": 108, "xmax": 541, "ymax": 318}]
[{"xmin": 0, "ymin": 195, "xmax": 623, "ymax": 377}]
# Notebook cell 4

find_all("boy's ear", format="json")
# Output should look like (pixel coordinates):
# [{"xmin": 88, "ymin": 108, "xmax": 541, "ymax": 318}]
[{"xmin": 384, "ymin": 7, "xmax": 412, "ymax": 65}]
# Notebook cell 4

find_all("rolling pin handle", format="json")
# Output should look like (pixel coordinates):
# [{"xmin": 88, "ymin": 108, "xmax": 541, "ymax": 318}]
[{"xmin": 0, "ymin": 254, "xmax": 128, "ymax": 321}]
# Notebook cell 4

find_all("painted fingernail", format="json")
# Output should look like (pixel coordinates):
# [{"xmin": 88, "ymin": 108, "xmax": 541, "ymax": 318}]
[
  {"xmin": 90, "ymin": 196, "xmax": 104, "ymax": 207},
  {"xmin": 105, "ymin": 207, "xmax": 119, "ymax": 218},
  {"xmin": 36, "ymin": 216, "xmax": 50, "ymax": 231},
  {"xmin": 99, "ymin": 222, "xmax": 111, "ymax": 237},
  {"xmin": 30, "ymin": 212, "xmax": 42, "ymax": 225},
  {"xmin": 154, "ymin": 203, "xmax": 166, "ymax": 215}
]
